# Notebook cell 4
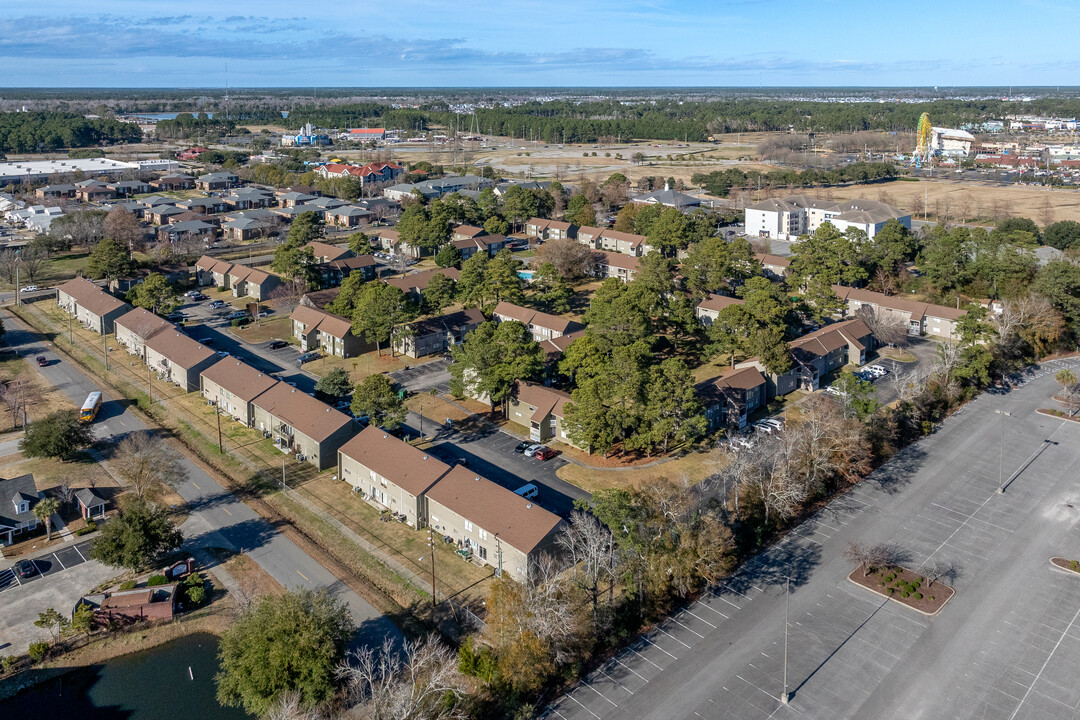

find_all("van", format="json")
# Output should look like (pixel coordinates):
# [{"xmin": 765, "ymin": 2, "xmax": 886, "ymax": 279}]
[{"xmin": 514, "ymin": 484, "xmax": 539, "ymax": 500}]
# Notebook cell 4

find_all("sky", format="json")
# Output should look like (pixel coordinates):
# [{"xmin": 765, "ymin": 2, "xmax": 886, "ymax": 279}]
[{"xmin": 3, "ymin": 0, "xmax": 1079, "ymax": 88}]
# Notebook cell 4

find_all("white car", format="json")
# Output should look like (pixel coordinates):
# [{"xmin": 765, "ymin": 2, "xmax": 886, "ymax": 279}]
[
  {"xmin": 524, "ymin": 443, "xmax": 543, "ymax": 457},
  {"xmin": 215, "ymin": 350, "xmax": 229, "ymax": 357},
  {"xmin": 753, "ymin": 421, "xmax": 776, "ymax": 435},
  {"xmin": 867, "ymin": 365, "xmax": 889, "ymax": 376},
  {"xmin": 20, "ymin": 285, "xmax": 38, "ymax": 293},
  {"xmin": 760, "ymin": 418, "xmax": 785, "ymax": 431},
  {"xmin": 825, "ymin": 386, "xmax": 847, "ymax": 397}
]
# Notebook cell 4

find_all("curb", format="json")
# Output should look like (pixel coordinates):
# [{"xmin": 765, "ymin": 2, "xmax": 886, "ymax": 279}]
[{"xmin": 845, "ymin": 572, "xmax": 953, "ymax": 617}]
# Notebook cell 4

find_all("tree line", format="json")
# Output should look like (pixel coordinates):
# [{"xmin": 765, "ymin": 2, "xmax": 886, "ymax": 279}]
[
  {"xmin": 0, "ymin": 111, "xmax": 141, "ymax": 153},
  {"xmin": 691, "ymin": 162, "xmax": 900, "ymax": 197}
]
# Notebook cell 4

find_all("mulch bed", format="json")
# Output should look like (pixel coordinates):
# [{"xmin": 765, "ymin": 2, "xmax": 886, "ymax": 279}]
[
  {"xmin": 1037, "ymin": 408, "xmax": 1080, "ymax": 423},
  {"xmin": 848, "ymin": 565, "xmax": 954, "ymax": 616},
  {"xmin": 1051, "ymin": 557, "xmax": 1080, "ymax": 574}
]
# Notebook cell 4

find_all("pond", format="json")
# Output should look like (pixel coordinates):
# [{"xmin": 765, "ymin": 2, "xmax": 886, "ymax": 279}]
[{"xmin": 0, "ymin": 633, "xmax": 250, "ymax": 719}]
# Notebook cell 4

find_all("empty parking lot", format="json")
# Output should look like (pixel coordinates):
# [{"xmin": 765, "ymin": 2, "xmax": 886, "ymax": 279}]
[{"xmin": 545, "ymin": 357, "xmax": 1080, "ymax": 720}]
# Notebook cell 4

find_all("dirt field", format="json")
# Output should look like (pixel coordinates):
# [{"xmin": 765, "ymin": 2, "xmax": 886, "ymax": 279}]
[{"xmin": 820, "ymin": 178, "xmax": 1080, "ymax": 225}]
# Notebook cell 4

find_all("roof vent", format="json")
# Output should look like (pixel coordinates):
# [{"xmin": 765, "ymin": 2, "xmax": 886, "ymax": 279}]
[
  {"xmin": 474, "ymin": 476, "xmax": 480, "ymax": 481},
  {"xmin": 422, "ymin": 455, "xmax": 428, "ymax": 460},
  {"xmin": 383, "ymin": 434, "xmax": 388, "ymax": 439},
  {"xmin": 526, "ymin": 503, "xmax": 532, "ymax": 509}
]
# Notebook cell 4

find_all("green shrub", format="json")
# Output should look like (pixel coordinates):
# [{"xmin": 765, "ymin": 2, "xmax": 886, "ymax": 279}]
[
  {"xmin": 182, "ymin": 573, "xmax": 206, "ymax": 606},
  {"xmin": 147, "ymin": 574, "xmax": 168, "ymax": 586},
  {"xmin": 75, "ymin": 521, "xmax": 97, "ymax": 536},
  {"xmin": 929, "ymin": 595, "xmax": 935, "ymax": 601},
  {"xmin": 28, "ymin": 642, "xmax": 49, "ymax": 662},
  {"xmin": 1, "ymin": 655, "xmax": 17, "ymax": 674},
  {"xmin": 900, "ymin": 591, "xmax": 910, "ymax": 598},
  {"xmin": 913, "ymin": 593, "xmax": 923, "ymax": 600},
  {"xmin": 230, "ymin": 317, "xmax": 250, "ymax": 327},
  {"xmin": 886, "ymin": 588, "xmax": 894, "ymax": 594},
  {"xmin": 118, "ymin": 580, "xmax": 136, "ymax": 591}
]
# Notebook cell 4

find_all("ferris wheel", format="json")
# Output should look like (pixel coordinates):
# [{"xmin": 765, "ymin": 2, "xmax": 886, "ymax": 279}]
[{"xmin": 911, "ymin": 112, "xmax": 932, "ymax": 167}]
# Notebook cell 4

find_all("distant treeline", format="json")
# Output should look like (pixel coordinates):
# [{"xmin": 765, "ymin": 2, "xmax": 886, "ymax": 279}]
[
  {"xmin": 692, "ymin": 162, "xmax": 900, "ymax": 196},
  {"xmin": 154, "ymin": 113, "xmax": 239, "ymax": 139},
  {"xmin": 270, "ymin": 97, "xmax": 1080, "ymax": 143},
  {"xmin": 0, "ymin": 112, "xmax": 141, "ymax": 153}
]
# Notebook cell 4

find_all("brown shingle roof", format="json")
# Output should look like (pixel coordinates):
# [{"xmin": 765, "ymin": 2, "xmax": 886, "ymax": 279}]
[
  {"xmin": 57, "ymin": 277, "xmax": 129, "ymax": 318},
  {"xmin": 290, "ymin": 305, "xmax": 352, "ymax": 339},
  {"xmin": 755, "ymin": 253, "xmax": 791, "ymax": 268},
  {"xmin": 696, "ymin": 294, "xmax": 744, "ymax": 313},
  {"xmin": 384, "ymin": 267, "xmax": 460, "ymax": 293},
  {"xmin": 788, "ymin": 318, "xmax": 872, "ymax": 358},
  {"xmin": 195, "ymin": 255, "xmax": 234, "ymax": 275},
  {"xmin": 696, "ymin": 366, "xmax": 766, "ymax": 396},
  {"xmin": 115, "ymin": 307, "xmax": 171, "ymax": 341},
  {"xmin": 514, "ymin": 381, "xmax": 572, "ymax": 422},
  {"xmin": 595, "ymin": 251, "xmax": 640, "ymax": 271},
  {"xmin": 252, "ymin": 383, "xmax": 352, "ymax": 443},
  {"xmin": 305, "ymin": 241, "xmax": 351, "ymax": 263},
  {"xmin": 229, "ymin": 265, "xmax": 274, "ymax": 285},
  {"xmin": 453, "ymin": 224, "xmax": 486, "ymax": 238},
  {"xmin": 493, "ymin": 301, "xmax": 577, "ymax": 335},
  {"xmin": 338, "ymin": 425, "xmax": 451, "ymax": 497},
  {"xmin": 327, "ymin": 255, "xmax": 376, "ymax": 271},
  {"xmin": 145, "ymin": 330, "xmax": 215, "ymax": 369},
  {"xmin": 427, "ymin": 466, "xmax": 563, "ymax": 555},
  {"xmin": 831, "ymin": 285, "xmax": 966, "ymax": 321},
  {"xmin": 201, "ymin": 359, "xmax": 278, "ymax": 402}
]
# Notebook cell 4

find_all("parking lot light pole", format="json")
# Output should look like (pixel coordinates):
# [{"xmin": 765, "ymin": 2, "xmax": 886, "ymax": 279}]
[
  {"xmin": 996, "ymin": 409, "xmax": 1012, "ymax": 493},
  {"xmin": 781, "ymin": 575, "xmax": 791, "ymax": 705}
]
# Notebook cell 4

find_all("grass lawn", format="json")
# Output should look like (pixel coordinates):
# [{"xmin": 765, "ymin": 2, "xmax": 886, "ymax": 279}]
[
  {"xmin": 305, "ymin": 349, "xmax": 432, "ymax": 382},
  {"xmin": 0, "ymin": 251, "xmax": 92, "ymax": 291},
  {"xmin": 880, "ymin": 347, "xmax": 917, "ymax": 363},
  {"xmin": 229, "ymin": 316, "xmax": 291, "ymax": 344},
  {"xmin": 557, "ymin": 445, "xmax": 725, "ymax": 494},
  {"xmin": 405, "ymin": 393, "xmax": 472, "ymax": 425},
  {"xmin": 0, "ymin": 454, "xmax": 118, "ymax": 491}
]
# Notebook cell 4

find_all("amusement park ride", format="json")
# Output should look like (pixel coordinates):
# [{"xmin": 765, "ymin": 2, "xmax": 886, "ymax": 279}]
[{"xmin": 910, "ymin": 112, "xmax": 933, "ymax": 167}]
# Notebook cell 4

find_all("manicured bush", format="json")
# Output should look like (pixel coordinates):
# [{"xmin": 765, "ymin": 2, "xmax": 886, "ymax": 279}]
[
  {"xmin": 929, "ymin": 595, "xmax": 935, "ymax": 601},
  {"xmin": 900, "ymin": 591, "xmax": 910, "ymax": 598},
  {"xmin": 886, "ymin": 588, "xmax": 894, "ymax": 594},
  {"xmin": 28, "ymin": 642, "xmax": 49, "ymax": 662},
  {"xmin": 75, "ymin": 520, "xmax": 97, "ymax": 536},
  {"xmin": 118, "ymin": 580, "xmax": 136, "ymax": 591},
  {"xmin": 182, "ymin": 573, "xmax": 206, "ymax": 607},
  {"xmin": 1, "ymin": 655, "xmax": 17, "ymax": 674},
  {"xmin": 147, "ymin": 574, "xmax": 169, "ymax": 586},
  {"xmin": 913, "ymin": 593, "xmax": 923, "ymax": 600}
]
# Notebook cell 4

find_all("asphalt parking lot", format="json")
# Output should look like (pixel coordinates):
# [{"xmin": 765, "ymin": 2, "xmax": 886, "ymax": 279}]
[
  {"xmin": 0, "ymin": 540, "xmax": 95, "ymax": 593},
  {"xmin": 546, "ymin": 357, "xmax": 1080, "ymax": 720},
  {"xmin": 391, "ymin": 357, "xmax": 451, "ymax": 394}
]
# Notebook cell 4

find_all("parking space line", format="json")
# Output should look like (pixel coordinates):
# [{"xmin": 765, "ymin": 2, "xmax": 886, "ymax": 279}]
[
  {"xmin": 31, "ymin": 559, "xmax": 45, "ymax": 575},
  {"xmin": 641, "ymin": 637, "xmax": 678, "ymax": 661},
  {"xmin": 628, "ymin": 645, "xmax": 665, "ymax": 670},
  {"xmin": 565, "ymin": 693, "xmax": 603, "ymax": 719},
  {"xmin": 686, "ymin": 607, "xmax": 721, "ymax": 625},
  {"xmin": 1008, "ymin": 603, "xmax": 1080, "ymax": 720},
  {"xmin": 596, "ymin": 668, "xmax": 633, "ymax": 695},
  {"xmin": 671, "ymin": 617, "xmax": 706, "ymax": 639},
  {"xmin": 74, "ymin": 544, "xmax": 87, "ymax": 562},
  {"xmin": 656, "ymin": 626, "xmax": 692, "ymax": 649},
  {"xmin": 582, "ymin": 680, "xmax": 618, "ymax": 707},
  {"xmin": 52, "ymin": 552, "xmax": 65, "ymax": 570},
  {"xmin": 614, "ymin": 657, "xmax": 649, "ymax": 682},
  {"xmin": 710, "ymin": 591, "xmax": 742, "ymax": 609}
]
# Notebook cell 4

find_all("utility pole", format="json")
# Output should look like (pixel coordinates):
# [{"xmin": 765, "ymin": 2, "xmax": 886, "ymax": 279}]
[
  {"xmin": 281, "ymin": 458, "xmax": 286, "ymax": 490},
  {"xmin": 996, "ymin": 410, "xmax": 1012, "ymax": 493},
  {"xmin": 103, "ymin": 333, "xmax": 109, "ymax": 371},
  {"xmin": 781, "ymin": 576, "xmax": 791, "ymax": 705},
  {"xmin": 216, "ymin": 406, "xmax": 224, "ymax": 454},
  {"xmin": 14, "ymin": 258, "xmax": 20, "ymax": 306},
  {"xmin": 427, "ymin": 527, "xmax": 437, "ymax": 608},
  {"xmin": 68, "ymin": 312, "xmax": 73, "ymax": 344}
]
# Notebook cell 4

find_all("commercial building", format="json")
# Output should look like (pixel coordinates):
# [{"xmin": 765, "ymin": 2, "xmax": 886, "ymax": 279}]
[{"xmin": 931, "ymin": 127, "xmax": 975, "ymax": 157}]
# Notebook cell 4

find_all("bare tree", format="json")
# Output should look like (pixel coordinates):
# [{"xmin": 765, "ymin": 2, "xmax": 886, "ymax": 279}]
[
  {"xmin": 994, "ymin": 294, "xmax": 1064, "ymax": 357},
  {"xmin": 337, "ymin": 634, "xmax": 468, "ymax": 720},
  {"xmin": 855, "ymin": 305, "xmax": 909, "ymax": 348},
  {"xmin": 535, "ymin": 237, "xmax": 594, "ymax": 279},
  {"xmin": 18, "ymin": 244, "xmax": 48, "ymax": 282},
  {"xmin": 266, "ymin": 278, "xmax": 308, "ymax": 315},
  {"xmin": 104, "ymin": 207, "xmax": 146, "ymax": 251},
  {"xmin": 265, "ymin": 692, "xmax": 328, "ymax": 720},
  {"xmin": 56, "ymin": 483, "xmax": 77, "ymax": 513},
  {"xmin": 0, "ymin": 376, "xmax": 42, "ymax": 428},
  {"xmin": 843, "ymin": 541, "xmax": 904, "ymax": 577},
  {"xmin": 556, "ymin": 510, "xmax": 619, "ymax": 621},
  {"xmin": 924, "ymin": 558, "xmax": 960, "ymax": 589},
  {"xmin": 889, "ymin": 367, "xmax": 928, "ymax": 405},
  {"xmin": 112, "ymin": 431, "xmax": 189, "ymax": 501}
]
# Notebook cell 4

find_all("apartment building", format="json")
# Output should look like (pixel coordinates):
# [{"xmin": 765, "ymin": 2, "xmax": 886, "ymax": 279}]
[
  {"xmin": 492, "ymin": 301, "xmax": 582, "ymax": 343},
  {"xmin": 56, "ymin": 277, "xmax": 131, "ymax": 335}
]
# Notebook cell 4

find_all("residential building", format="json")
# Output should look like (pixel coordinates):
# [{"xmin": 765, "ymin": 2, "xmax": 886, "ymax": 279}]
[
  {"xmin": 35, "ymin": 184, "xmax": 76, "ymax": 199},
  {"xmin": 195, "ymin": 256, "xmax": 234, "ymax": 288},
  {"xmin": 452, "ymin": 235, "xmax": 507, "ymax": 261},
  {"xmin": 196, "ymin": 172, "xmax": 239, "ymax": 191},
  {"xmin": 337, "ymin": 425, "xmax": 451, "ymax": 528},
  {"xmin": 157, "ymin": 220, "xmax": 215, "ymax": 242},
  {"xmin": 695, "ymin": 366, "xmax": 767, "ymax": 430},
  {"xmin": 507, "ymin": 381, "xmax": 584, "ymax": 449},
  {"xmin": 576, "ymin": 227, "xmax": 651, "ymax": 256},
  {"xmin": 384, "ymin": 267, "xmax": 460, "ymax": 302},
  {"xmin": 107, "ymin": 180, "xmax": 151, "ymax": 197},
  {"xmin": 493, "ymin": 301, "xmax": 582, "ymax": 343},
  {"xmin": 251, "ymin": 383, "xmax": 355, "ymax": 470},
  {"xmin": 227, "ymin": 265, "xmax": 279, "ymax": 301},
  {"xmin": 177, "ymin": 197, "xmax": 227, "ymax": 215},
  {"xmin": 114, "ymin": 307, "xmax": 171, "ymax": 359},
  {"xmin": 200, "ymin": 358, "xmax": 279, "ymax": 426},
  {"xmin": 315, "ymin": 161, "xmax": 403, "ymax": 185},
  {"xmin": 305, "ymin": 241, "xmax": 353, "ymax": 264},
  {"xmin": 291, "ymin": 305, "xmax": 365, "ymax": 357},
  {"xmin": 755, "ymin": 253, "xmax": 791, "ymax": 280},
  {"xmin": 631, "ymin": 184, "xmax": 702, "ymax": 209},
  {"xmin": 695, "ymin": 294, "xmax": 744, "ymax": 325},
  {"xmin": 592, "ymin": 250, "xmax": 640, "ymax": 283},
  {"xmin": 324, "ymin": 205, "xmax": 371, "ymax": 228},
  {"xmin": 746, "ymin": 195, "xmax": 911, "ymax": 241},
  {"xmin": 225, "ymin": 187, "xmax": 274, "ymax": 210},
  {"xmin": 738, "ymin": 318, "xmax": 874, "ymax": 397},
  {"xmin": 144, "ymin": 330, "xmax": 218, "ymax": 392},
  {"xmin": 383, "ymin": 175, "xmax": 492, "ymax": 202},
  {"xmin": 831, "ymin": 285, "xmax": 966, "ymax": 340},
  {"xmin": 425, "ymin": 466, "xmax": 565, "ymax": 580},
  {"xmin": 277, "ymin": 191, "xmax": 317, "ymax": 208},
  {"xmin": 0, "ymin": 474, "xmax": 42, "ymax": 546},
  {"xmin": 146, "ymin": 205, "xmax": 186, "ymax": 226},
  {"xmin": 223, "ymin": 216, "xmax": 272, "ymax": 242},
  {"xmin": 151, "ymin": 174, "xmax": 195, "ymax": 191},
  {"xmin": 76, "ymin": 185, "xmax": 118, "ymax": 203},
  {"xmin": 452, "ymin": 225, "xmax": 487, "ymax": 241},
  {"xmin": 56, "ymin": 277, "xmax": 130, "ymax": 334},
  {"xmin": 316, "ymin": 255, "xmax": 377, "ymax": 288},
  {"xmin": 394, "ymin": 308, "xmax": 484, "ymax": 358},
  {"xmin": 524, "ymin": 218, "xmax": 577, "ymax": 241}
]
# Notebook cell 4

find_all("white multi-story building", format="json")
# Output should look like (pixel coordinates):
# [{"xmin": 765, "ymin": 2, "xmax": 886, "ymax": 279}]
[
  {"xmin": 745, "ymin": 195, "xmax": 911, "ymax": 241},
  {"xmin": 930, "ymin": 127, "xmax": 975, "ymax": 157}
]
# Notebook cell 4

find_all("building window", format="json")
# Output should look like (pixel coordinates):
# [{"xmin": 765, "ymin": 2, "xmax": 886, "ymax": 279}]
[
  {"xmin": 479, "ymin": 528, "xmax": 488, "ymax": 541},
  {"xmin": 478, "ymin": 546, "xmax": 487, "ymax": 561},
  {"xmin": 464, "ymin": 520, "xmax": 473, "ymax": 532}
]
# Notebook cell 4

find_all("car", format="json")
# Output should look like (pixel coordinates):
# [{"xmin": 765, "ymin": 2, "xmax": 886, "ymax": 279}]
[
  {"xmin": 257, "ymin": 311, "xmax": 271, "ymax": 318},
  {"xmin": 453, "ymin": 457, "xmax": 470, "ymax": 467},
  {"xmin": 35, "ymin": 355, "xmax": 48, "ymax": 367},
  {"xmin": 20, "ymin": 285, "xmax": 38, "ymax": 293},
  {"xmin": 760, "ymin": 417, "xmax": 784, "ymax": 430},
  {"xmin": 513, "ymin": 441, "xmax": 530, "ymax": 454},
  {"xmin": 825, "ymin": 386, "xmax": 847, "ymax": 397},
  {"xmin": 166, "ymin": 312, "xmax": 184, "ymax": 321},
  {"xmin": 753, "ymin": 421, "xmax": 776, "ymax": 435},
  {"xmin": 190, "ymin": 293, "xmax": 207, "ymax": 301},
  {"xmin": 209, "ymin": 300, "xmax": 227, "ymax": 309},
  {"xmin": 534, "ymin": 447, "xmax": 557, "ymax": 461},
  {"xmin": 226, "ymin": 310, "xmax": 248, "ymax": 320},
  {"xmin": 215, "ymin": 350, "xmax": 229, "ymax": 357},
  {"xmin": 732, "ymin": 436, "xmax": 755, "ymax": 449},
  {"xmin": 184, "ymin": 290, "xmax": 199, "ymax": 297},
  {"xmin": 524, "ymin": 443, "xmax": 543, "ymax": 457},
  {"xmin": 514, "ymin": 483, "xmax": 540, "ymax": 499},
  {"xmin": 15, "ymin": 559, "xmax": 36, "ymax": 578},
  {"xmin": 285, "ymin": 381, "xmax": 297, "ymax": 388},
  {"xmin": 268, "ymin": 340, "xmax": 288, "ymax": 349},
  {"xmin": 867, "ymin": 364, "xmax": 889, "ymax": 376}
]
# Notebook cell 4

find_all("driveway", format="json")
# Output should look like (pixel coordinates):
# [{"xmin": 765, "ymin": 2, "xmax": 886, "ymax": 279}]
[
  {"xmin": 861, "ymin": 336, "xmax": 939, "ymax": 406},
  {"xmin": 183, "ymin": 322, "xmax": 315, "ymax": 392},
  {"xmin": 401, "ymin": 409, "xmax": 588, "ymax": 518}
]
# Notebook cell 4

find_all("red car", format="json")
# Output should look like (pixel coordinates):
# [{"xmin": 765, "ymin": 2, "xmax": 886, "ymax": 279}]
[
  {"xmin": 534, "ymin": 447, "xmax": 557, "ymax": 461},
  {"xmin": 35, "ymin": 355, "xmax": 48, "ymax": 367}
]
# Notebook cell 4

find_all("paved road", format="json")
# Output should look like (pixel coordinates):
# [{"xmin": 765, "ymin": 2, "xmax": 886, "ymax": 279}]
[
  {"xmin": 2, "ymin": 310, "xmax": 399, "ymax": 647},
  {"xmin": 546, "ymin": 357, "xmax": 1080, "ymax": 720}
]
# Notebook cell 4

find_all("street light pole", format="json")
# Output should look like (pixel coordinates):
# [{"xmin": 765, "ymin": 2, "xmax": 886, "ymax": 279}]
[
  {"xmin": 996, "ymin": 409, "xmax": 1012, "ymax": 493},
  {"xmin": 281, "ymin": 458, "xmax": 286, "ymax": 490},
  {"xmin": 147, "ymin": 362, "xmax": 152, "ymax": 404},
  {"xmin": 103, "ymin": 332, "xmax": 109, "ymax": 372},
  {"xmin": 781, "ymin": 575, "xmax": 791, "ymax": 705},
  {"xmin": 428, "ymin": 527, "xmax": 437, "ymax": 608}
]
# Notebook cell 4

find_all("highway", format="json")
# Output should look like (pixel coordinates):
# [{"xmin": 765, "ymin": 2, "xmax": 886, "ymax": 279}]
[{"xmin": 2, "ymin": 309, "xmax": 400, "ymax": 647}]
